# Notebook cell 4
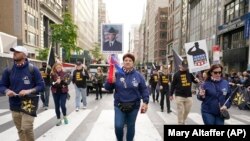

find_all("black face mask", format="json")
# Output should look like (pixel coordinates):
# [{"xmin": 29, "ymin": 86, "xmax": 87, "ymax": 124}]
[{"xmin": 42, "ymin": 64, "xmax": 47, "ymax": 68}]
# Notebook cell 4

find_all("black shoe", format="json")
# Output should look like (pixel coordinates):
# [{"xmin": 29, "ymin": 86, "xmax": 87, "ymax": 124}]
[
  {"xmin": 100, "ymin": 96, "xmax": 102, "ymax": 99},
  {"xmin": 167, "ymin": 110, "xmax": 172, "ymax": 113},
  {"xmin": 156, "ymin": 100, "xmax": 159, "ymax": 103},
  {"xmin": 95, "ymin": 98, "xmax": 98, "ymax": 100},
  {"xmin": 161, "ymin": 109, "xmax": 163, "ymax": 112}
]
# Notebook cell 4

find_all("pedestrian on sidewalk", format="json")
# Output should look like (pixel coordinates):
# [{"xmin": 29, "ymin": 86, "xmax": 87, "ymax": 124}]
[
  {"xmin": 39, "ymin": 62, "xmax": 51, "ymax": 110},
  {"xmin": 0, "ymin": 46, "xmax": 45, "ymax": 141},
  {"xmin": 149, "ymin": 69, "xmax": 159, "ymax": 102},
  {"xmin": 50, "ymin": 63, "xmax": 71, "ymax": 126},
  {"xmin": 197, "ymin": 64, "xmax": 232, "ymax": 125},
  {"xmin": 72, "ymin": 61, "xmax": 89, "ymax": 111},
  {"xmin": 159, "ymin": 67, "xmax": 172, "ymax": 113},
  {"xmin": 169, "ymin": 59, "xmax": 199, "ymax": 125},
  {"xmin": 104, "ymin": 53, "xmax": 149, "ymax": 141},
  {"xmin": 94, "ymin": 67, "xmax": 104, "ymax": 100}
]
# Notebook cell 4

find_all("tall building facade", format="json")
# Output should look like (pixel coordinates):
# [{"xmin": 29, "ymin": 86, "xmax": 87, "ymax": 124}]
[
  {"xmin": 40, "ymin": 0, "xmax": 63, "ymax": 58},
  {"xmin": 218, "ymin": 0, "xmax": 249, "ymax": 72},
  {"xmin": 188, "ymin": 0, "xmax": 220, "ymax": 60},
  {"xmin": 145, "ymin": 0, "xmax": 168, "ymax": 65},
  {"xmin": 98, "ymin": 0, "xmax": 106, "ymax": 43},
  {"xmin": 68, "ymin": 0, "xmax": 98, "ymax": 51},
  {"xmin": 0, "ymin": 0, "xmax": 40, "ymax": 58},
  {"xmin": 154, "ymin": 7, "xmax": 168, "ymax": 65}
]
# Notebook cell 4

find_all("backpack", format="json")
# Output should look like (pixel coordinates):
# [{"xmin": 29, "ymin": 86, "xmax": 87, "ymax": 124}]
[{"xmin": 7, "ymin": 63, "xmax": 34, "ymax": 80}]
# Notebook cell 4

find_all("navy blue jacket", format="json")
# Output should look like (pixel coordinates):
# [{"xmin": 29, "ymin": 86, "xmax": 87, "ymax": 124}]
[
  {"xmin": 197, "ymin": 78, "xmax": 231, "ymax": 116},
  {"xmin": 104, "ymin": 69, "xmax": 149, "ymax": 108},
  {"xmin": 0, "ymin": 60, "xmax": 45, "ymax": 111}
]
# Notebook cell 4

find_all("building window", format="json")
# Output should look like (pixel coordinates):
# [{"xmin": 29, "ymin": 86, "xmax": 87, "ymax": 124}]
[
  {"xmin": 25, "ymin": 11, "xmax": 27, "ymax": 24},
  {"xmin": 160, "ymin": 32, "xmax": 167, "ymax": 39},
  {"xmin": 25, "ymin": 30, "xmax": 28, "ymax": 43},
  {"xmin": 225, "ymin": 0, "xmax": 248, "ymax": 23},
  {"xmin": 27, "ymin": 32, "xmax": 36, "ymax": 46},
  {"xmin": 28, "ymin": 13, "xmax": 35, "ymax": 28},
  {"xmin": 160, "ymin": 50, "xmax": 166, "ymax": 56},
  {"xmin": 160, "ymin": 22, "xmax": 167, "ymax": 29}
]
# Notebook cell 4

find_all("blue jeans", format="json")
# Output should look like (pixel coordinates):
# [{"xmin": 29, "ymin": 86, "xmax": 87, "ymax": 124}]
[
  {"xmin": 114, "ymin": 106, "xmax": 139, "ymax": 141},
  {"xmin": 74, "ymin": 85, "xmax": 87, "ymax": 107},
  {"xmin": 40, "ymin": 85, "xmax": 50, "ymax": 107},
  {"xmin": 52, "ymin": 93, "xmax": 67, "ymax": 119},
  {"xmin": 202, "ymin": 112, "xmax": 224, "ymax": 125}
]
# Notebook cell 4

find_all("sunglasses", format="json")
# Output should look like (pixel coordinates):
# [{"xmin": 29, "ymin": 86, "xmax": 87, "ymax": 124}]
[{"xmin": 213, "ymin": 71, "xmax": 222, "ymax": 74}]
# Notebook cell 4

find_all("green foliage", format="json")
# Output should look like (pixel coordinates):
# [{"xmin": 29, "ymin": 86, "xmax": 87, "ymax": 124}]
[
  {"xmin": 50, "ymin": 13, "xmax": 81, "ymax": 61},
  {"xmin": 36, "ymin": 48, "xmax": 49, "ymax": 61},
  {"xmin": 90, "ymin": 43, "xmax": 102, "ymax": 60}
]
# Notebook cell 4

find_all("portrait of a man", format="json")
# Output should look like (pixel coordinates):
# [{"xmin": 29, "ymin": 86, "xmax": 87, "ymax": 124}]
[{"xmin": 102, "ymin": 24, "xmax": 123, "ymax": 53}]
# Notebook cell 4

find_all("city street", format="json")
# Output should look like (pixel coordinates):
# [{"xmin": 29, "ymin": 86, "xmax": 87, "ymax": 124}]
[{"xmin": 0, "ymin": 84, "xmax": 250, "ymax": 141}]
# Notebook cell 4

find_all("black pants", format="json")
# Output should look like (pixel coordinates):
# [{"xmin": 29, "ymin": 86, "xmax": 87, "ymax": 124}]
[
  {"xmin": 151, "ymin": 85, "xmax": 159, "ymax": 102},
  {"xmin": 160, "ymin": 89, "xmax": 170, "ymax": 111},
  {"xmin": 95, "ymin": 83, "xmax": 102, "ymax": 99}
]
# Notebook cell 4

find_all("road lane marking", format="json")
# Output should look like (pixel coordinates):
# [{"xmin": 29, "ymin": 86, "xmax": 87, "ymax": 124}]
[
  {"xmin": 86, "ymin": 110, "xmax": 162, "ymax": 141},
  {"xmin": 0, "ymin": 109, "xmax": 8, "ymax": 114},
  {"xmin": 37, "ymin": 110, "xmax": 91, "ymax": 141},
  {"xmin": 0, "ymin": 112, "xmax": 12, "ymax": 126},
  {"xmin": 0, "ymin": 109, "xmax": 55, "ymax": 140}
]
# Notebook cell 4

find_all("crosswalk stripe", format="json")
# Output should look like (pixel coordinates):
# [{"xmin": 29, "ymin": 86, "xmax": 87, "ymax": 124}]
[
  {"xmin": 86, "ymin": 110, "xmax": 163, "ymax": 141},
  {"xmin": 157, "ymin": 111, "xmax": 178, "ymax": 124},
  {"xmin": 225, "ymin": 117, "xmax": 245, "ymax": 125},
  {"xmin": 0, "ymin": 109, "xmax": 55, "ymax": 140},
  {"xmin": 158, "ymin": 111, "xmax": 247, "ymax": 125},
  {"xmin": 86, "ymin": 110, "xmax": 116, "ymax": 141},
  {"xmin": 135, "ymin": 112, "xmax": 162, "ymax": 141},
  {"xmin": 37, "ymin": 109, "xmax": 91, "ymax": 141},
  {"xmin": 0, "ymin": 109, "xmax": 8, "ymax": 114},
  {"xmin": 231, "ymin": 114, "xmax": 250, "ymax": 122},
  {"xmin": 0, "ymin": 112, "xmax": 12, "ymax": 126},
  {"xmin": 187, "ymin": 113, "xmax": 203, "ymax": 124}
]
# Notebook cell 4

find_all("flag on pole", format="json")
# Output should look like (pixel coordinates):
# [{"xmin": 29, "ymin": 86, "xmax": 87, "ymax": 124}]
[
  {"xmin": 172, "ymin": 49, "xmax": 183, "ymax": 72},
  {"xmin": 47, "ymin": 46, "xmax": 55, "ymax": 68}
]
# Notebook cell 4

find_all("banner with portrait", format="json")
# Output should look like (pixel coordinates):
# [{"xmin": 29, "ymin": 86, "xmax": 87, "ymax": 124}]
[{"xmin": 101, "ymin": 24, "xmax": 123, "ymax": 54}]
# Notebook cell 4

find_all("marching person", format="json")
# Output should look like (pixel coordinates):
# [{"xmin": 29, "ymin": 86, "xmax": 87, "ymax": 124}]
[
  {"xmin": 39, "ymin": 62, "xmax": 51, "ymax": 110},
  {"xmin": 94, "ymin": 67, "xmax": 104, "ymax": 100},
  {"xmin": 197, "ymin": 64, "xmax": 232, "ymax": 125},
  {"xmin": 72, "ymin": 61, "xmax": 89, "ymax": 111},
  {"xmin": 104, "ymin": 53, "xmax": 149, "ymax": 141},
  {"xmin": 50, "ymin": 63, "xmax": 71, "ymax": 126},
  {"xmin": 0, "ymin": 46, "xmax": 45, "ymax": 141},
  {"xmin": 159, "ymin": 67, "xmax": 172, "ymax": 113},
  {"xmin": 170, "ymin": 59, "xmax": 199, "ymax": 124}
]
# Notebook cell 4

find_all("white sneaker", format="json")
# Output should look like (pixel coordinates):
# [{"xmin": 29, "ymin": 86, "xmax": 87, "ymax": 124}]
[
  {"xmin": 83, "ymin": 106, "xmax": 87, "ymax": 109},
  {"xmin": 76, "ymin": 107, "xmax": 79, "ymax": 112}
]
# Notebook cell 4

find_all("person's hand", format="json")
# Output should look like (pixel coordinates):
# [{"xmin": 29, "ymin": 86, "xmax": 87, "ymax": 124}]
[
  {"xmin": 82, "ymin": 64, "xmax": 87, "ymax": 70},
  {"xmin": 220, "ymin": 105, "xmax": 227, "ymax": 111},
  {"xmin": 140, "ymin": 103, "xmax": 148, "ymax": 113},
  {"xmin": 56, "ymin": 77, "xmax": 61, "ymax": 84},
  {"xmin": 19, "ymin": 90, "xmax": 32, "ymax": 96},
  {"xmin": 5, "ymin": 90, "xmax": 17, "ymax": 97},
  {"xmin": 195, "ymin": 78, "xmax": 200, "ymax": 83},
  {"xmin": 169, "ymin": 96, "xmax": 174, "ymax": 101},
  {"xmin": 199, "ymin": 88, "xmax": 205, "ymax": 98}
]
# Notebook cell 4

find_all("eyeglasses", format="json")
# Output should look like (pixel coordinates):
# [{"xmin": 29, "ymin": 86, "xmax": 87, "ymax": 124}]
[{"xmin": 213, "ymin": 71, "xmax": 222, "ymax": 75}]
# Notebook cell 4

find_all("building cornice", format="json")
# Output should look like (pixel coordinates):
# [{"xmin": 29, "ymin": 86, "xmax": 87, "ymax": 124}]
[{"xmin": 40, "ymin": 2, "xmax": 63, "ymax": 23}]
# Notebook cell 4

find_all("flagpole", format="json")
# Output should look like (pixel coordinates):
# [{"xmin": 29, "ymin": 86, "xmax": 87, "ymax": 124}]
[{"xmin": 45, "ymin": 44, "xmax": 52, "ymax": 73}]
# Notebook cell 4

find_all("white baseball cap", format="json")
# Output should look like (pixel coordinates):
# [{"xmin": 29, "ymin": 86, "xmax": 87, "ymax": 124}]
[{"xmin": 10, "ymin": 46, "xmax": 28, "ymax": 56}]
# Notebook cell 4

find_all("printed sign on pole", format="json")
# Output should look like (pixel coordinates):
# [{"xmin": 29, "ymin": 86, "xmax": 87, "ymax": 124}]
[{"xmin": 184, "ymin": 39, "xmax": 210, "ymax": 73}]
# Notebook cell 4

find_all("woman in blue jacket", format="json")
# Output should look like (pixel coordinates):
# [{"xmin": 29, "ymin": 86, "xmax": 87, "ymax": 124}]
[
  {"xmin": 104, "ymin": 53, "xmax": 149, "ymax": 141},
  {"xmin": 197, "ymin": 64, "xmax": 231, "ymax": 125}
]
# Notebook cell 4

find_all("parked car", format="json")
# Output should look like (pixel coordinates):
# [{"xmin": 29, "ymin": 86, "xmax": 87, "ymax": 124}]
[{"xmin": 87, "ymin": 64, "xmax": 113, "ymax": 94}]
